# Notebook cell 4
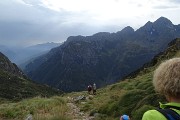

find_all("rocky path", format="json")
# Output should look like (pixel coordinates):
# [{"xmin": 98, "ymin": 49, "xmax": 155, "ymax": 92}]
[{"xmin": 66, "ymin": 96, "xmax": 95, "ymax": 120}]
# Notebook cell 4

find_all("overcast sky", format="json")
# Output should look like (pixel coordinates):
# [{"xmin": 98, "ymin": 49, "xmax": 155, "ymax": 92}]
[{"xmin": 0, "ymin": 0, "xmax": 180, "ymax": 47}]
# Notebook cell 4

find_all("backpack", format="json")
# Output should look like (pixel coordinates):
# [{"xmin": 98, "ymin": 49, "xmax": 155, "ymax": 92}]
[
  {"xmin": 156, "ymin": 106, "xmax": 180, "ymax": 120},
  {"xmin": 88, "ymin": 85, "xmax": 92, "ymax": 91}
]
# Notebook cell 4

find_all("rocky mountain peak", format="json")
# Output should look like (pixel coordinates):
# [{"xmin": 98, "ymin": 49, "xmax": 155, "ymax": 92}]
[
  {"xmin": 154, "ymin": 16, "xmax": 173, "ymax": 27},
  {"xmin": 66, "ymin": 35, "xmax": 86, "ymax": 43},
  {"xmin": 92, "ymin": 32, "xmax": 111, "ymax": 37},
  {"xmin": 144, "ymin": 21, "xmax": 153, "ymax": 27},
  {"xmin": 121, "ymin": 26, "xmax": 134, "ymax": 33}
]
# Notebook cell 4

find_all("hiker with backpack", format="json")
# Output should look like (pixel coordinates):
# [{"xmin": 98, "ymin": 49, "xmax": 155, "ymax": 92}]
[
  {"xmin": 142, "ymin": 58, "xmax": 180, "ymax": 120},
  {"xmin": 87, "ymin": 85, "xmax": 92, "ymax": 94},
  {"xmin": 93, "ymin": 83, "xmax": 96, "ymax": 95}
]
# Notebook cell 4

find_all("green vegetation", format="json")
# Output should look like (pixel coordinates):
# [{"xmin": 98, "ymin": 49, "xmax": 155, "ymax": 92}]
[
  {"xmin": 66, "ymin": 38, "xmax": 180, "ymax": 120},
  {"xmin": 0, "ymin": 52, "xmax": 66, "ymax": 119},
  {"xmin": 0, "ymin": 96, "xmax": 71, "ymax": 120},
  {"xmin": 96, "ymin": 73, "xmax": 166, "ymax": 120},
  {"xmin": 0, "ymin": 52, "xmax": 63, "ymax": 101},
  {"xmin": 0, "ymin": 70, "xmax": 63, "ymax": 101}
]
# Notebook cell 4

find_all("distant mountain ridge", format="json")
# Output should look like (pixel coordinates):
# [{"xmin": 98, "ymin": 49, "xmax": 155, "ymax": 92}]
[
  {"xmin": 27, "ymin": 42, "xmax": 62, "ymax": 51},
  {"xmin": 0, "ymin": 42, "xmax": 61, "ymax": 66},
  {"xmin": 24, "ymin": 17, "xmax": 180, "ymax": 92}
]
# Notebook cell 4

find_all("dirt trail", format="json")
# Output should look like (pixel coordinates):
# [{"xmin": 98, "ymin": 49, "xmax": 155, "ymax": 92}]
[{"xmin": 66, "ymin": 97, "xmax": 95, "ymax": 120}]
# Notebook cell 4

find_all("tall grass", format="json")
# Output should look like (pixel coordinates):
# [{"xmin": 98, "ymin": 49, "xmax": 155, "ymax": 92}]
[{"xmin": 0, "ymin": 96, "xmax": 71, "ymax": 120}]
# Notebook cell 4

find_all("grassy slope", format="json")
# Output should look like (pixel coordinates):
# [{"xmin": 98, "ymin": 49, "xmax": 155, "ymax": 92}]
[
  {"xmin": 0, "ymin": 53, "xmax": 67, "ymax": 119},
  {"xmin": 66, "ymin": 38, "xmax": 180, "ymax": 120},
  {"xmin": 0, "ymin": 72, "xmax": 70, "ymax": 120},
  {"xmin": 0, "ymin": 52, "xmax": 63, "ymax": 101},
  {"xmin": 0, "ymin": 70, "xmax": 63, "ymax": 101},
  {"xmin": 0, "ymin": 96, "xmax": 71, "ymax": 120}
]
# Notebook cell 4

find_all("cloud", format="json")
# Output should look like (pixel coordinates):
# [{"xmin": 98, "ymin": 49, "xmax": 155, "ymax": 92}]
[
  {"xmin": 0, "ymin": 0, "xmax": 128, "ymax": 46},
  {"xmin": 153, "ymin": 5, "xmax": 180, "ymax": 9},
  {"xmin": 0, "ymin": 0, "xmax": 82, "ymax": 46},
  {"xmin": 0, "ymin": 20, "xmax": 120, "ymax": 47},
  {"xmin": 168, "ymin": 0, "xmax": 180, "ymax": 4},
  {"xmin": 152, "ymin": 0, "xmax": 180, "ymax": 9},
  {"xmin": 0, "ymin": 0, "xmax": 180, "ymax": 47},
  {"xmin": 22, "ymin": 0, "xmax": 42, "ymax": 5}
]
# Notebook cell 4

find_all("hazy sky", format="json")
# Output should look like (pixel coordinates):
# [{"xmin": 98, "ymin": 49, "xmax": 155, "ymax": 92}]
[{"xmin": 0, "ymin": 0, "xmax": 180, "ymax": 46}]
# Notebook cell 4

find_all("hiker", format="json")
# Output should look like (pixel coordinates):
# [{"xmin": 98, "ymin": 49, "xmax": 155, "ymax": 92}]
[
  {"xmin": 120, "ymin": 114, "xmax": 130, "ymax": 120},
  {"xmin": 142, "ymin": 58, "xmax": 180, "ymax": 120},
  {"xmin": 87, "ymin": 85, "xmax": 92, "ymax": 94},
  {"xmin": 93, "ymin": 83, "xmax": 96, "ymax": 95}
]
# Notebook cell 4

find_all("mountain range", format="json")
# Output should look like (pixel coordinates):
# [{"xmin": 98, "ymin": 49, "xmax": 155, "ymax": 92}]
[
  {"xmin": 0, "ymin": 42, "xmax": 61, "ymax": 67},
  {"xmin": 24, "ymin": 17, "xmax": 180, "ymax": 92},
  {"xmin": 0, "ymin": 37, "xmax": 179, "ymax": 120}
]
